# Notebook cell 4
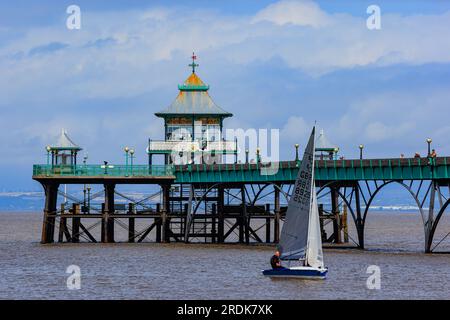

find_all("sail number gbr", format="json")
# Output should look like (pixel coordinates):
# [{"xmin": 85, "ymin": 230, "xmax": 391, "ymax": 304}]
[{"xmin": 292, "ymin": 170, "xmax": 311, "ymax": 205}]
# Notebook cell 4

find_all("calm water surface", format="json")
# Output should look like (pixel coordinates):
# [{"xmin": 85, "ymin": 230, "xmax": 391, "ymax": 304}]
[{"xmin": 1, "ymin": 211, "xmax": 450, "ymax": 299}]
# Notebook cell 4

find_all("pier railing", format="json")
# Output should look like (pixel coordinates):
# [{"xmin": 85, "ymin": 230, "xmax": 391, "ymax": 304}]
[
  {"xmin": 33, "ymin": 164, "xmax": 174, "ymax": 177},
  {"xmin": 33, "ymin": 157, "xmax": 447, "ymax": 182}
]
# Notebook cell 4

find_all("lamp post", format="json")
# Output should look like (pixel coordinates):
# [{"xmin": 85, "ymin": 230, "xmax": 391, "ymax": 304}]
[
  {"xmin": 359, "ymin": 144, "xmax": 364, "ymax": 160},
  {"xmin": 83, "ymin": 154, "xmax": 88, "ymax": 174},
  {"xmin": 87, "ymin": 185, "xmax": 91, "ymax": 214},
  {"xmin": 334, "ymin": 147, "xmax": 339, "ymax": 160},
  {"xmin": 426, "ymin": 138, "xmax": 432, "ymax": 157},
  {"xmin": 83, "ymin": 185, "xmax": 87, "ymax": 211},
  {"xmin": 130, "ymin": 149, "xmax": 135, "ymax": 175},
  {"xmin": 124, "ymin": 146, "xmax": 130, "ymax": 175},
  {"xmin": 83, "ymin": 154, "xmax": 88, "ymax": 210},
  {"xmin": 295, "ymin": 144, "xmax": 299, "ymax": 162},
  {"xmin": 46, "ymin": 146, "xmax": 51, "ymax": 166},
  {"xmin": 245, "ymin": 149, "xmax": 249, "ymax": 164}
]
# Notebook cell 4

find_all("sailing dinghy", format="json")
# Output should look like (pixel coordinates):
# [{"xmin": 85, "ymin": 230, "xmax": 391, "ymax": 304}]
[{"xmin": 262, "ymin": 127, "xmax": 328, "ymax": 279}]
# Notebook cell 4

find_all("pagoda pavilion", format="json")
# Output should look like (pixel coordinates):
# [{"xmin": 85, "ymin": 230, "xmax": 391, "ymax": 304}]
[{"xmin": 147, "ymin": 53, "xmax": 237, "ymax": 165}]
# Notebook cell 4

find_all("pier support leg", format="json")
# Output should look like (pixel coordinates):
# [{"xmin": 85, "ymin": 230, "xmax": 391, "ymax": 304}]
[
  {"xmin": 331, "ymin": 187, "xmax": 341, "ymax": 243},
  {"xmin": 242, "ymin": 186, "xmax": 249, "ymax": 244},
  {"xmin": 41, "ymin": 183, "xmax": 59, "ymax": 244},
  {"xmin": 128, "ymin": 203, "xmax": 135, "ymax": 243},
  {"xmin": 354, "ymin": 184, "xmax": 365, "ymax": 249},
  {"xmin": 217, "ymin": 187, "xmax": 225, "ymax": 243},
  {"xmin": 211, "ymin": 203, "xmax": 217, "ymax": 243},
  {"xmin": 342, "ymin": 204, "xmax": 349, "ymax": 243},
  {"xmin": 162, "ymin": 185, "xmax": 170, "ymax": 243},
  {"xmin": 72, "ymin": 203, "xmax": 80, "ymax": 243},
  {"xmin": 58, "ymin": 203, "xmax": 70, "ymax": 242},
  {"xmin": 265, "ymin": 204, "xmax": 271, "ymax": 243},
  {"xmin": 425, "ymin": 181, "xmax": 436, "ymax": 253},
  {"xmin": 102, "ymin": 184, "xmax": 115, "ymax": 243},
  {"xmin": 274, "ymin": 185, "xmax": 280, "ymax": 243},
  {"xmin": 156, "ymin": 203, "xmax": 162, "ymax": 242}
]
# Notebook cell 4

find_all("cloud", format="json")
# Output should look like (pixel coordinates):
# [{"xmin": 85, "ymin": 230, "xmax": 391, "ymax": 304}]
[
  {"xmin": 1, "ymin": 1, "xmax": 450, "ymax": 189},
  {"xmin": 0, "ymin": 1, "xmax": 449, "ymax": 107},
  {"xmin": 28, "ymin": 41, "xmax": 69, "ymax": 56},
  {"xmin": 280, "ymin": 116, "xmax": 310, "ymax": 144},
  {"xmin": 252, "ymin": 0, "xmax": 331, "ymax": 27}
]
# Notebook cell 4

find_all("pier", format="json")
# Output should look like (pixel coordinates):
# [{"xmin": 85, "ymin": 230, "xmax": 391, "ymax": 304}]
[
  {"xmin": 32, "ymin": 55, "xmax": 450, "ymax": 253},
  {"xmin": 33, "ymin": 157, "xmax": 450, "ymax": 252}
]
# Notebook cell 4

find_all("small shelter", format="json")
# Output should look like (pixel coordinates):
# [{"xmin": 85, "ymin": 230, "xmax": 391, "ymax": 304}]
[
  {"xmin": 315, "ymin": 129, "xmax": 338, "ymax": 160},
  {"xmin": 46, "ymin": 129, "xmax": 82, "ymax": 166}
]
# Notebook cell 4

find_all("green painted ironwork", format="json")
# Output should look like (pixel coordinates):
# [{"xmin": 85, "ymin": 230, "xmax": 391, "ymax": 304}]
[
  {"xmin": 33, "ymin": 157, "xmax": 447, "ymax": 182},
  {"xmin": 177, "ymin": 84, "xmax": 209, "ymax": 91},
  {"xmin": 33, "ymin": 164, "xmax": 174, "ymax": 177}
]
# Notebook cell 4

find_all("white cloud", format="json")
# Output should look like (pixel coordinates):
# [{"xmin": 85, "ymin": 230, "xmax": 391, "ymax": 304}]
[
  {"xmin": 251, "ymin": 0, "xmax": 331, "ymax": 27},
  {"xmin": 1, "ymin": 1, "xmax": 450, "ymax": 104},
  {"xmin": 280, "ymin": 116, "xmax": 310, "ymax": 144},
  {"xmin": 1, "ymin": 1, "xmax": 450, "ymax": 173}
]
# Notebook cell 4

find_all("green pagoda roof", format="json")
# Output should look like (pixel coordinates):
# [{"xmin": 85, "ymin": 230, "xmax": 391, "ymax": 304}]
[{"xmin": 155, "ymin": 55, "xmax": 232, "ymax": 118}]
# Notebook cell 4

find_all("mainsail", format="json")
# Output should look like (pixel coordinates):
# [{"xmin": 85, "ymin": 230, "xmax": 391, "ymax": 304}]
[{"xmin": 278, "ymin": 127, "xmax": 323, "ymax": 268}]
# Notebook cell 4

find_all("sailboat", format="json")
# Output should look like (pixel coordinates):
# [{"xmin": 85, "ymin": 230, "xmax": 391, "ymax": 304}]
[{"xmin": 262, "ymin": 127, "xmax": 328, "ymax": 279}]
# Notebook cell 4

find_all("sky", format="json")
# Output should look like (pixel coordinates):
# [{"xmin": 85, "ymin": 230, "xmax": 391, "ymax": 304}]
[{"xmin": 1, "ymin": 0, "xmax": 450, "ymax": 190}]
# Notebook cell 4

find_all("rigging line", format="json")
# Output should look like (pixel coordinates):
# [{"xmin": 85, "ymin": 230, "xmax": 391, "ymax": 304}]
[
  {"xmin": 420, "ymin": 182, "xmax": 432, "ymax": 208},
  {"xmin": 317, "ymin": 190, "xmax": 331, "ymax": 200},
  {"xmin": 131, "ymin": 221, "xmax": 160, "ymax": 240},
  {"xmin": 251, "ymin": 221, "xmax": 268, "ymax": 234},
  {"xmin": 348, "ymin": 188, "xmax": 354, "ymax": 206},
  {"xmin": 416, "ymin": 180, "xmax": 424, "ymax": 199},
  {"xmin": 223, "ymin": 189, "xmax": 242, "ymax": 202},
  {"xmin": 114, "ymin": 218, "xmax": 129, "ymax": 231},
  {"xmin": 57, "ymin": 190, "xmax": 82, "ymax": 204},
  {"xmin": 116, "ymin": 191, "xmax": 161, "ymax": 209},
  {"xmin": 89, "ymin": 190, "xmax": 105, "ymax": 200},
  {"xmin": 244, "ymin": 187, "xmax": 252, "ymax": 204},
  {"xmin": 224, "ymin": 220, "xmax": 240, "ymax": 238},
  {"xmin": 59, "ymin": 219, "xmax": 94, "ymax": 242},
  {"xmin": 250, "ymin": 184, "xmax": 257, "ymax": 199},
  {"xmin": 365, "ymin": 180, "xmax": 373, "ymax": 198},
  {"xmin": 431, "ymin": 230, "xmax": 450, "ymax": 252},
  {"xmin": 114, "ymin": 190, "xmax": 138, "ymax": 202},
  {"xmin": 71, "ymin": 219, "xmax": 102, "ymax": 240},
  {"xmin": 341, "ymin": 228, "xmax": 360, "ymax": 248},
  {"xmin": 358, "ymin": 183, "xmax": 368, "ymax": 206},
  {"xmin": 134, "ymin": 191, "xmax": 162, "ymax": 206},
  {"xmin": 257, "ymin": 190, "xmax": 276, "ymax": 201}
]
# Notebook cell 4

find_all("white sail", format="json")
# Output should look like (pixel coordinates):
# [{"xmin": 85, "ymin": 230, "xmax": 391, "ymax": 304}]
[
  {"xmin": 306, "ymin": 181, "xmax": 324, "ymax": 268},
  {"xmin": 278, "ymin": 128, "xmax": 315, "ymax": 261}
]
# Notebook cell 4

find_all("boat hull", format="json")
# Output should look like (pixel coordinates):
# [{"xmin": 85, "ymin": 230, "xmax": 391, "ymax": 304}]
[{"xmin": 262, "ymin": 266, "xmax": 328, "ymax": 279}]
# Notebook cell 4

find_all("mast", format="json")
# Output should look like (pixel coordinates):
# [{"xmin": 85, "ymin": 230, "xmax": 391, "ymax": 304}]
[{"xmin": 304, "ymin": 127, "xmax": 316, "ymax": 265}]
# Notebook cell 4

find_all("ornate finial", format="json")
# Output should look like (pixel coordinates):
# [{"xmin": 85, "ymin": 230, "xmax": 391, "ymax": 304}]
[{"xmin": 189, "ymin": 51, "xmax": 199, "ymax": 73}]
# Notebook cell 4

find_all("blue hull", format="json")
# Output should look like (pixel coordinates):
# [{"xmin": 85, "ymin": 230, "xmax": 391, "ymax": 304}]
[{"xmin": 262, "ymin": 267, "xmax": 327, "ymax": 279}]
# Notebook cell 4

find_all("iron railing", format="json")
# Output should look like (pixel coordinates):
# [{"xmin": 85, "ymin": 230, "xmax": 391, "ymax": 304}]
[{"xmin": 33, "ymin": 164, "xmax": 174, "ymax": 177}]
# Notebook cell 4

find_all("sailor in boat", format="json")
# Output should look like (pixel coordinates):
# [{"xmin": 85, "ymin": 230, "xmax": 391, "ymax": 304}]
[
  {"xmin": 270, "ymin": 251, "xmax": 282, "ymax": 269},
  {"xmin": 262, "ymin": 127, "xmax": 328, "ymax": 279}
]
